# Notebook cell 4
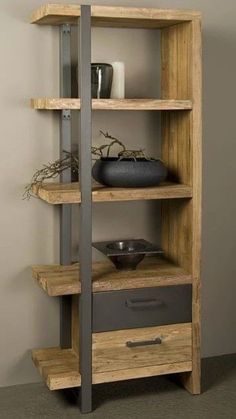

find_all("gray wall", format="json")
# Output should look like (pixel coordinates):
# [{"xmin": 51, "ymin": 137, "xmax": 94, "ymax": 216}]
[{"xmin": 0, "ymin": 0, "xmax": 236, "ymax": 387}]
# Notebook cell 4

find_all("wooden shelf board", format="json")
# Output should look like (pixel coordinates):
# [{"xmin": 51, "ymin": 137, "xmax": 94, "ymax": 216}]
[
  {"xmin": 32, "ymin": 347, "xmax": 80, "ymax": 390},
  {"xmin": 30, "ymin": 98, "xmax": 192, "ymax": 111},
  {"xmin": 30, "ymin": 4, "xmax": 201, "ymax": 27},
  {"xmin": 32, "ymin": 345, "xmax": 192, "ymax": 390},
  {"xmin": 32, "ymin": 256, "xmax": 192, "ymax": 296},
  {"xmin": 32, "ymin": 182, "xmax": 192, "ymax": 204}
]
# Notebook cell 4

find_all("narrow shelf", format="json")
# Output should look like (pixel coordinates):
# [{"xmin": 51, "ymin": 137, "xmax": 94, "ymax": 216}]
[
  {"xmin": 33, "ymin": 182, "xmax": 192, "ymax": 204},
  {"xmin": 32, "ymin": 256, "xmax": 192, "ymax": 296},
  {"xmin": 32, "ymin": 346, "xmax": 192, "ymax": 390},
  {"xmin": 30, "ymin": 98, "xmax": 192, "ymax": 111},
  {"xmin": 30, "ymin": 4, "xmax": 201, "ymax": 28}
]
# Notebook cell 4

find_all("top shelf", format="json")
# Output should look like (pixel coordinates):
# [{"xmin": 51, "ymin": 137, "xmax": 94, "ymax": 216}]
[{"xmin": 30, "ymin": 4, "xmax": 201, "ymax": 28}]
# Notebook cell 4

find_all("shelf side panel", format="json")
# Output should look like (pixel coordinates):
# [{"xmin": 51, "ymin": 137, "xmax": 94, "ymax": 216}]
[
  {"xmin": 161, "ymin": 19, "xmax": 202, "ymax": 394},
  {"xmin": 183, "ymin": 17, "xmax": 202, "ymax": 396},
  {"xmin": 161, "ymin": 22, "xmax": 193, "ymax": 274},
  {"xmin": 161, "ymin": 21, "xmax": 193, "ymax": 273}
]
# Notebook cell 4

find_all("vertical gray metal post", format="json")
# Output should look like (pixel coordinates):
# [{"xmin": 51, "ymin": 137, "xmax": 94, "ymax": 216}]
[
  {"xmin": 78, "ymin": 6, "xmax": 93, "ymax": 413},
  {"xmin": 59, "ymin": 24, "xmax": 72, "ymax": 348}
]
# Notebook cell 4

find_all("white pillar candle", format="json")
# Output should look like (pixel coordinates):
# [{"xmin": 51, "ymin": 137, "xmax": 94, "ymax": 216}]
[{"xmin": 110, "ymin": 62, "xmax": 125, "ymax": 99}]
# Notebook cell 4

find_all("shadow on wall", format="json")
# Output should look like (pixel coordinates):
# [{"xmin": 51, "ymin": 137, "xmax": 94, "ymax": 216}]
[{"xmin": 201, "ymin": 27, "xmax": 236, "ymax": 357}]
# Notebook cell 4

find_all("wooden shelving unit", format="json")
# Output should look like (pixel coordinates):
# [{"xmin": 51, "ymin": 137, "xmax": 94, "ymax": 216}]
[{"xmin": 29, "ymin": 4, "xmax": 202, "ymax": 414}]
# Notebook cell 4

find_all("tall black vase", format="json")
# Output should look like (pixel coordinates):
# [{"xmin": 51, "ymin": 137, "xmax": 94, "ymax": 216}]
[{"xmin": 91, "ymin": 63, "xmax": 113, "ymax": 98}]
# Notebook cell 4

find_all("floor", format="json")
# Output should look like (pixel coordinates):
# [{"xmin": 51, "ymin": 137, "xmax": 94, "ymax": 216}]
[{"xmin": 0, "ymin": 354, "xmax": 235, "ymax": 419}]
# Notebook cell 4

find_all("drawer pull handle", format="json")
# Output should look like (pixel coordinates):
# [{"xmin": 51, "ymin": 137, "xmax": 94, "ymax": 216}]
[
  {"xmin": 125, "ymin": 299, "xmax": 163, "ymax": 309},
  {"xmin": 126, "ymin": 337, "xmax": 162, "ymax": 348}
]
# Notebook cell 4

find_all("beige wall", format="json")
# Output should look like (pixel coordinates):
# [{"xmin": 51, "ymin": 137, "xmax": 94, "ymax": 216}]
[{"xmin": 0, "ymin": 0, "xmax": 235, "ymax": 387}]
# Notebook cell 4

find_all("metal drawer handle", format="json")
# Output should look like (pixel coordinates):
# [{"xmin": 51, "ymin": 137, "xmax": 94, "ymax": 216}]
[
  {"xmin": 125, "ymin": 298, "xmax": 163, "ymax": 309},
  {"xmin": 126, "ymin": 337, "xmax": 162, "ymax": 348}
]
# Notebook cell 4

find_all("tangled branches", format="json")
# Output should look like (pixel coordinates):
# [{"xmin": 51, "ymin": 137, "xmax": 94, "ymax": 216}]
[
  {"xmin": 23, "ymin": 152, "xmax": 79, "ymax": 200},
  {"xmin": 24, "ymin": 131, "xmax": 154, "ymax": 199}
]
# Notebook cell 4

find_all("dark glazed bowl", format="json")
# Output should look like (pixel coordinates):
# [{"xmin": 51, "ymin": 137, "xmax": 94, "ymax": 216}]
[
  {"xmin": 92, "ymin": 157, "xmax": 167, "ymax": 188},
  {"xmin": 93, "ymin": 239, "xmax": 163, "ymax": 271}
]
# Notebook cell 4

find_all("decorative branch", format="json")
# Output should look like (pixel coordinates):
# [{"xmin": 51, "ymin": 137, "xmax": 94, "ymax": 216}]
[
  {"xmin": 99, "ymin": 130, "xmax": 126, "ymax": 157},
  {"xmin": 24, "ymin": 130, "xmax": 156, "ymax": 199},
  {"xmin": 23, "ymin": 151, "xmax": 79, "ymax": 200}
]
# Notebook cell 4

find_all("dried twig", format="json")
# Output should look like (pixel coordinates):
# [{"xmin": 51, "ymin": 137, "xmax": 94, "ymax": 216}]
[
  {"xmin": 24, "ymin": 131, "xmax": 156, "ymax": 199},
  {"xmin": 23, "ymin": 152, "xmax": 79, "ymax": 200}
]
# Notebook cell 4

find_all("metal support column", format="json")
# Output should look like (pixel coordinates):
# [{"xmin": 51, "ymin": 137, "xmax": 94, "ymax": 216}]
[
  {"xmin": 59, "ymin": 24, "xmax": 72, "ymax": 348},
  {"xmin": 78, "ymin": 6, "xmax": 93, "ymax": 413}
]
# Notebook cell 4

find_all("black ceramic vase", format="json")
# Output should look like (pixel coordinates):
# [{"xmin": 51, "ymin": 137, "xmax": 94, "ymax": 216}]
[
  {"xmin": 92, "ymin": 157, "xmax": 168, "ymax": 188},
  {"xmin": 91, "ymin": 63, "xmax": 113, "ymax": 98}
]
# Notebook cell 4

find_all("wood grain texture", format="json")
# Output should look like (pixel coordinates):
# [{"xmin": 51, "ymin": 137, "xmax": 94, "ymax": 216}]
[
  {"xmin": 92, "ymin": 361, "xmax": 192, "ymax": 384},
  {"xmin": 180, "ymin": 18, "xmax": 202, "ymax": 395},
  {"xmin": 32, "ymin": 347, "xmax": 80, "ymax": 390},
  {"xmin": 161, "ymin": 22, "xmax": 193, "ymax": 273},
  {"xmin": 92, "ymin": 323, "xmax": 192, "ymax": 373},
  {"xmin": 32, "ymin": 182, "xmax": 192, "ymax": 204},
  {"xmin": 161, "ymin": 19, "xmax": 202, "ymax": 394},
  {"xmin": 30, "ymin": 98, "xmax": 192, "ymax": 111},
  {"xmin": 32, "ymin": 346, "xmax": 192, "ymax": 389},
  {"xmin": 30, "ymin": 4, "xmax": 201, "ymax": 27},
  {"xmin": 161, "ymin": 23, "xmax": 193, "ymax": 273},
  {"xmin": 32, "ymin": 256, "xmax": 192, "ymax": 297}
]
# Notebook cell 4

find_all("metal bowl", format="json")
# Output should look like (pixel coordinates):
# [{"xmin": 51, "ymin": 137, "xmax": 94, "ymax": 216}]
[
  {"xmin": 108, "ymin": 253, "xmax": 145, "ymax": 270},
  {"xmin": 93, "ymin": 239, "xmax": 163, "ymax": 271}
]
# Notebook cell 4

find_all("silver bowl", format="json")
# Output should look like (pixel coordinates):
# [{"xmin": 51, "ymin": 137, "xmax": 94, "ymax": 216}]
[{"xmin": 93, "ymin": 239, "xmax": 163, "ymax": 271}]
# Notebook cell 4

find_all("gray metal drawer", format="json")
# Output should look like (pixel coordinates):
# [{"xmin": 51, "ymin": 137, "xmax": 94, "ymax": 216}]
[{"xmin": 92, "ymin": 285, "xmax": 192, "ymax": 332}]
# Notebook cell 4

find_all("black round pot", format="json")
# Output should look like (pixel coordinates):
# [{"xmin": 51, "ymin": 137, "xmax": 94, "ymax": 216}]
[{"xmin": 92, "ymin": 157, "xmax": 167, "ymax": 188}]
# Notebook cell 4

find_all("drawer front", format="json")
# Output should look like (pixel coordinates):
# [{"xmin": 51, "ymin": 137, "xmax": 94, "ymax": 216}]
[
  {"xmin": 92, "ymin": 323, "xmax": 192, "ymax": 373},
  {"xmin": 92, "ymin": 285, "xmax": 192, "ymax": 332}
]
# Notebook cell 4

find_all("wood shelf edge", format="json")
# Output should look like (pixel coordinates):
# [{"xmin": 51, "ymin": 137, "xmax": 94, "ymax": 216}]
[
  {"xmin": 30, "ymin": 98, "xmax": 192, "ymax": 111},
  {"xmin": 32, "ymin": 182, "xmax": 193, "ymax": 205},
  {"xmin": 30, "ymin": 4, "xmax": 201, "ymax": 26}
]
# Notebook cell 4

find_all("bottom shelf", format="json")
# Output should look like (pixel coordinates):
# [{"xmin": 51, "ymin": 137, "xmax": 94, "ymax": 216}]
[
  {"xmin": 32, "ymin": 347, "xmax": 192, "ymax": 390},
  {"xmin": 32, "ymin": 348, "xmax": 80, "ymax": 390},
  {"xmin": 32, "ymin": 324, "xmax": 192, "ymax": 391}
]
